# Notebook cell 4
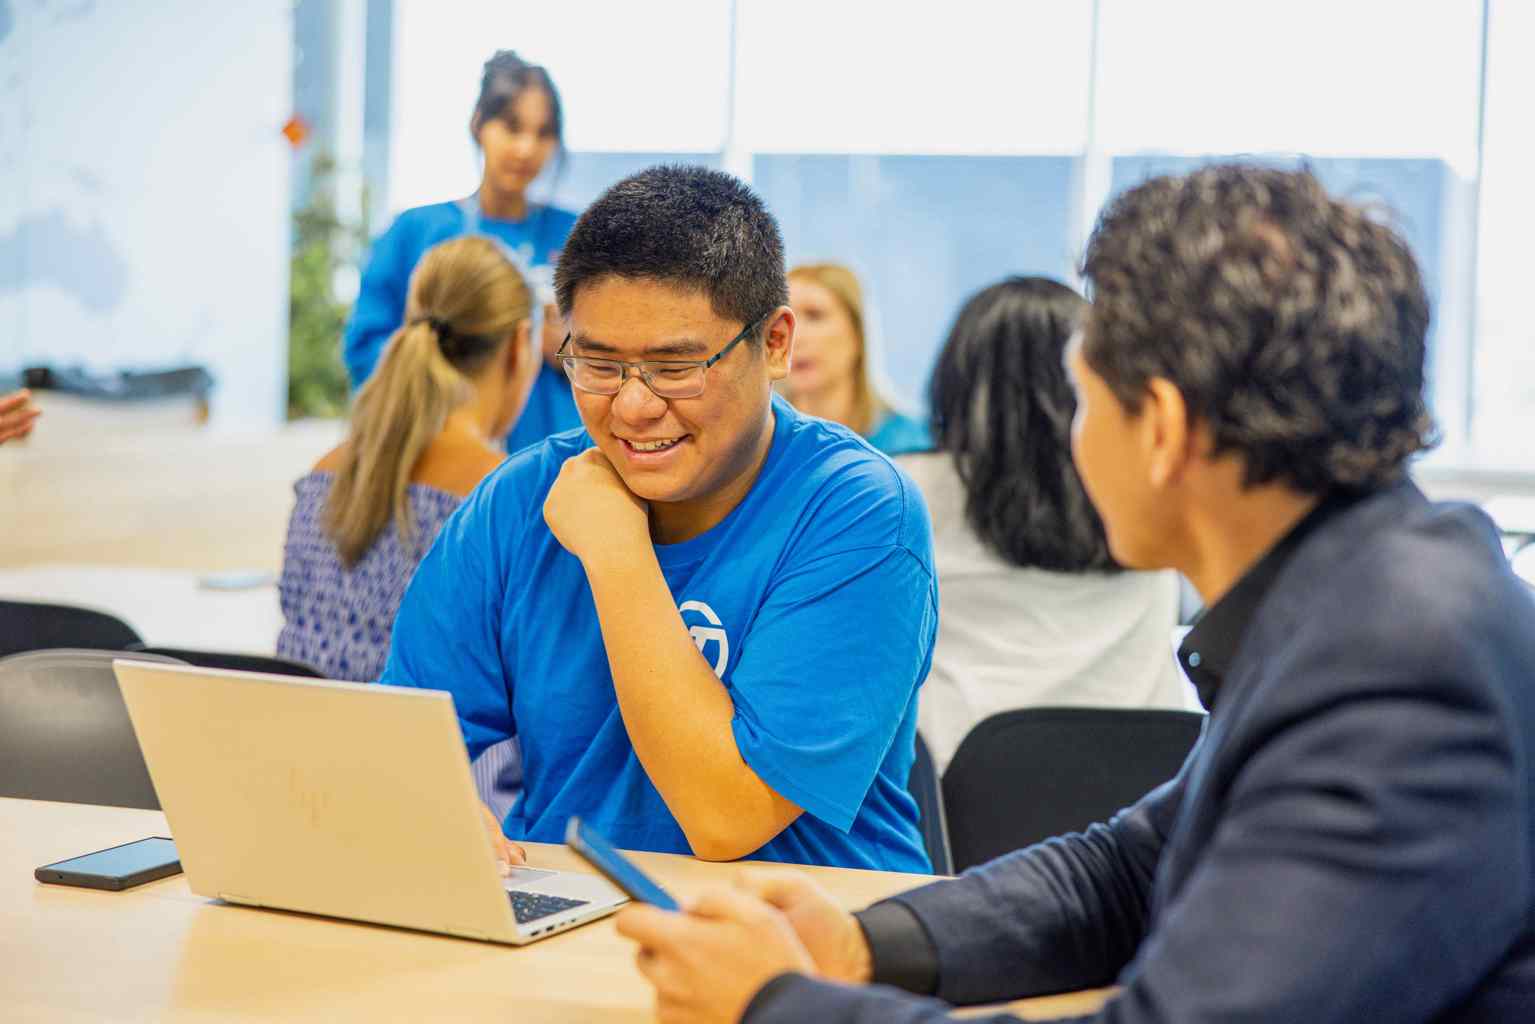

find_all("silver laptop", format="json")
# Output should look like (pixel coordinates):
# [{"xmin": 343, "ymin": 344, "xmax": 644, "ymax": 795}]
[{"xmin": 113, "ymin": 660, "xmax": 626, "ymax": 944}]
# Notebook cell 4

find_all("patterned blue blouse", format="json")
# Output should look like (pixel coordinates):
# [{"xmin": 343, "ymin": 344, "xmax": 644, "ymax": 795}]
[{"xmin": 277, "ymin": 471, "xmax": 462, "ymax": 682}]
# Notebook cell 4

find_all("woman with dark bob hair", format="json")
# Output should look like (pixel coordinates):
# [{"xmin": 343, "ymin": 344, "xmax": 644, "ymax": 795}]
[{"xmin": 900, "ymin": 276, "xmax": 1189, "ymax": 772}]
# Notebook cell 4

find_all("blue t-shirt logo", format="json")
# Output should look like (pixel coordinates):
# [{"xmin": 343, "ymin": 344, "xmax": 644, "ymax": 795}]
[{"xmin": 680, "ymin": 600, "xmax": 729, "ymax": 678}]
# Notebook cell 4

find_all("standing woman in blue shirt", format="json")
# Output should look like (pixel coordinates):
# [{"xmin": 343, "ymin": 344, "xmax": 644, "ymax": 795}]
[{"xmin": 344, "ymin": 50, "xmax": 582, "ymax": 452}]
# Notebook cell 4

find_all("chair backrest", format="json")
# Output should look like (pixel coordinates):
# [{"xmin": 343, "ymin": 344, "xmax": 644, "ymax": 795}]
[
  {"xmin": 906, "ymin": 730, "xmax": 954, "ymax": 875},
  {"xmin": 942, "ymin": 706, "xmax": 1206, "ymax": 872},
  {"xmin": 0, "ymin": 600, "xmax": 142, "ymax": 659},
  {"xmin": 0, "ymin": 648, "xmax": 185, "ymax": 809},
  {"xmin": 128, "ymin": 645, "xmax": 323, "ymax": 678}
]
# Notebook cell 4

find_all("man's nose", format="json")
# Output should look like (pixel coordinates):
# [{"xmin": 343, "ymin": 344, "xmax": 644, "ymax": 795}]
[{"xmin": 611, "ymin": 373, "xmax": 666, "ymax": 421}]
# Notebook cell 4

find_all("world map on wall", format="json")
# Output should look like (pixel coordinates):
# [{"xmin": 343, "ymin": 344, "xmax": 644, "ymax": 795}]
[{"xmin": 0, "ymin": 0, "xmax": 128, "ymax": 322}]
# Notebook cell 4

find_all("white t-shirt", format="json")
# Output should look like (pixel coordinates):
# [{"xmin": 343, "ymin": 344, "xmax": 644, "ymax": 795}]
[{"xmin": 898, "ymin": 452, "xmax": 1193, "ymax": 774}]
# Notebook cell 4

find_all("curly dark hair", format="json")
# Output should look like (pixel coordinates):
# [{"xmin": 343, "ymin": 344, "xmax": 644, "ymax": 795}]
[
  {"xmin": 1079, "ymin": 163, "xmax": 1437, "ymax": 494},
  {"xmin": 554, "ymin": 165, "xmax": 788, "ymax": 330},
  {"xmin": 930, "ymin": 276, "xmax": 1117, "ymax": 573}
]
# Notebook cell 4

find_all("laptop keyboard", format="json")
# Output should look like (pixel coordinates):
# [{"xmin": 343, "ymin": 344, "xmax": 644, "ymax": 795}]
[{"xmin": 508, "ymin": 890, "xmax": 589, "ymax": 925}]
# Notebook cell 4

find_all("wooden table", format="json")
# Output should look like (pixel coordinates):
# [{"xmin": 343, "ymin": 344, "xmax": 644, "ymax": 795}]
[{"xmin": 1, "ymin": 798, "xmax": 1108, "ymax": 1021}]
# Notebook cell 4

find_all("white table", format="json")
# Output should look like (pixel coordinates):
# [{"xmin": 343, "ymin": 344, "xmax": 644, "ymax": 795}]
[{"xmin": 0, "ymin": 563, "xmax": 282, "ymax": 655}]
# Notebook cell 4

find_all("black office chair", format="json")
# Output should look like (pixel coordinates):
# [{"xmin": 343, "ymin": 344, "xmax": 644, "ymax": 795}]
[
  {"xmin": 0, "ymin": 599, "xmax": 142, "ymax": 659},
  {"xmin": 127, "ymin": 645, "xmax": 323, "ymax": 678},
  {"xmin": 906, "ymin": 730, "xmax": 954, "ymax": 875},
  {"xmin": 0, "ymin": 648, "xmax": 187, "ymax": 809},
  {"xmin": 943, "ymin": 707, "xmax": 1206, "ymax": 872}
]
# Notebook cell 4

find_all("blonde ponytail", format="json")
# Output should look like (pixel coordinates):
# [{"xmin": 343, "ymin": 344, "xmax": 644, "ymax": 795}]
[{"xmin": 325, "ymin": 236, "xmax": 532, "ymax": 566}]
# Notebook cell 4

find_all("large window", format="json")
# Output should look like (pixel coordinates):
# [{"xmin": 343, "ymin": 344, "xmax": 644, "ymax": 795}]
[
  {"xmin": 755, "ymin": 155, "xmax": 1079, "ymax": 405},
  {"xmin": 738, "ymin": 0, "xmax": 1092, "ymax": 405},
  {"xmin": 1092, "ymin": 0, "xmax": 1486, "ymax": 460},
  {"xmin": 1469, "ymin": 0, "xmax": 1535, "ymax": 467},
  {"xmin": 382, "ymin": 0, "xmax": 1528, "ymax": 467}
]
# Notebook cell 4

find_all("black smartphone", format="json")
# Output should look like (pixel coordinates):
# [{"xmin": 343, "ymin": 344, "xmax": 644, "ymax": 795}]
[
  {"xmin": 565, "ymin": 817, "xmax": 680, "ymax": 911},
  {"xmin": 35, "ymin": 836, "xmax": 182, "ymax": 891}
]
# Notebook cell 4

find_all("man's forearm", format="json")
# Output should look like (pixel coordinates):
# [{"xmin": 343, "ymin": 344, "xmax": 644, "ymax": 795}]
[
  {"xmin": 582, "ymin": 549, "xmax": 800, "ymax": 859},
  {"xmin": 883, "ymin": 793, "xmax": 1169, "ymax": 1007}
]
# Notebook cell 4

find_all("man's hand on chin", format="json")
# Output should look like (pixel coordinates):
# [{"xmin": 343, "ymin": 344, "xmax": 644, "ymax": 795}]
[{"xmin": 543, "ymin": 447, "xmax": 650, "ymax": 564}]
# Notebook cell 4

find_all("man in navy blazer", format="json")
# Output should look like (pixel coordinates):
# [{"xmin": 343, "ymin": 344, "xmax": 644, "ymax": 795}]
[{"xmin": 613, "ymin": 164, "xmax": 1535, "ymax": 1023}]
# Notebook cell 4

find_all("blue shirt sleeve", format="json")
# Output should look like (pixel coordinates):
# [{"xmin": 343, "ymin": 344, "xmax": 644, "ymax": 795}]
[
  {"xmin": 729, "ymin": 540, "xmax": 937, "ymax": 834},
  {"xmin": 343, "ymin": 215, "xmax": 416, "ymax": 387},
  {"xmin": 379, "ymin": 476, "xmax": 519, "ymax": 760}
]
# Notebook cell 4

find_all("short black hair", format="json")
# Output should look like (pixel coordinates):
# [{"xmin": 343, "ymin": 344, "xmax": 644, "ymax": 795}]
[
  {"xmin": 472, "ymin": 50, "xmax": 563, "ymax": 149},
  {"xmin": 930, "ymin": 276, "xmax": 1116, "ymax": 573},
  {"xmin": 554, "ymin": 165, "xmax": 788, "ymax": 329},
  {"xmin": 1080, "ymin": 163, "xmax": 1436, "ymax": 494}
]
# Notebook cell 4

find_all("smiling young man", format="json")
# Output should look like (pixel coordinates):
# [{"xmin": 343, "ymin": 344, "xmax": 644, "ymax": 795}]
[
  {"xmin": 615, "ymin": 165, "xmax": 1535, "ymax": 1023},
  {"xmin": 381, "ymin": 165, "xmax": 937, "ymax": 872}
]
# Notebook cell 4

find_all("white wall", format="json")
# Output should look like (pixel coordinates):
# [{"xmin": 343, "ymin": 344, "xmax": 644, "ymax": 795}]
[
  {"xmin": 0, "ymin": 0, "xmax": 292, "ymax": 430},
  {"xmin": 388, "ymin": 0, "xmax": 729, "ymax": 214}
]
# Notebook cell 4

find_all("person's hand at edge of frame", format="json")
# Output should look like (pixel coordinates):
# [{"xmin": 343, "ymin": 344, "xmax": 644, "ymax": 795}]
[{"xmin": 0, "ymin": 389, "xmax": 41, "ymax": 445}]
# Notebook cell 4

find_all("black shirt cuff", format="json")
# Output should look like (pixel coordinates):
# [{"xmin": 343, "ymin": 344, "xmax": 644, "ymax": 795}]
[{"xmin": 854, "ymin": 898, "xmax": 940, "ymax": 996}]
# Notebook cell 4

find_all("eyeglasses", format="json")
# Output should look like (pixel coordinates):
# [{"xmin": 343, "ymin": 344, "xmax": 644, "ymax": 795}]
[{"xmin": 557, "ymin": 313, "xmax": 769, "ymax": 400}]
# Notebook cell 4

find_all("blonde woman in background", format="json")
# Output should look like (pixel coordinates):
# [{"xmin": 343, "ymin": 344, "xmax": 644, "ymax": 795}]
[
  {"xmin": 277, "ymin": 235, "xmax": 538, "ymax": 682},
  {"xmin": 784, "ymin": 263, "xmax": 931, "ymax": 454}
]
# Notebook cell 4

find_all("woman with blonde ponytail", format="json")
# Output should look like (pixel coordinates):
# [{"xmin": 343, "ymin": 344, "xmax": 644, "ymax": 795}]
[{"xmin": 277, "ymin": 236, "xmax": 538, "ymax": 682}]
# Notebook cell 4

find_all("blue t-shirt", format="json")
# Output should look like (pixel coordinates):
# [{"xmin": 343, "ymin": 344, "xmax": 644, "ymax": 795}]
[
  {"xmin": 381, "ymin": 395, "xmax": 938, "ymax": 871},
  {"xmin": 867, "ymin": 409, "xmax": 932, "ymax": 456},
  {"xmin": 342, "ymin": 198, "xmax": 584, "ymax": 454}
]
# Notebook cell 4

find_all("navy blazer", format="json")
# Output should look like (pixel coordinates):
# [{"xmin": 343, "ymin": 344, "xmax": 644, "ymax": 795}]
[{"xmin": 751, "ymin": 481, "xmax": 1535, "ymax": 1022}]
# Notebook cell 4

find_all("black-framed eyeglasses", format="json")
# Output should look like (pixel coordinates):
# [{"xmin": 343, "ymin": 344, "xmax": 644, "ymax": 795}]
[{"xmin": 557, "ymin": 312, "xmax": 771, "ymax": 400}]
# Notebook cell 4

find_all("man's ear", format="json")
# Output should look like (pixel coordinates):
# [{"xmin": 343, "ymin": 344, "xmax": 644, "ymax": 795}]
[
  {"xmin": 762, "ymin": 306, "xmax": 795, "ymax": 382},
  {"xmin": 1142, "ymin": 377, "xmax": 1195, "ymax": 490},
  {"xmin": 469, "ymin": 113, "xmax": 484, "ymax": 146}
]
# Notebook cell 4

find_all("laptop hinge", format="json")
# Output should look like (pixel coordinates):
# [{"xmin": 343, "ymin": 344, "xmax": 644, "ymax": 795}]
[{"xmin": 219, "ymin": 893, "xmax": 263, "ymax": 907}]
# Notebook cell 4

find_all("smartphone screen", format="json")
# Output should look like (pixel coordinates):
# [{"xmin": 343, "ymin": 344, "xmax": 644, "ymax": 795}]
[
  {"xmin": 37, "ymin": 837, "xmax": 181, "ymax": 889},
  {"xmin": 565, "ymin": 817, "xmax": 679, "ymax": 911}
]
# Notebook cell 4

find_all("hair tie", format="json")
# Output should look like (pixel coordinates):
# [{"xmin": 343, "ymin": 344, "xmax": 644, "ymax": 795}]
[{"xmin": 411, "ymin": 315, "xmax": 459, "ymax": 355}]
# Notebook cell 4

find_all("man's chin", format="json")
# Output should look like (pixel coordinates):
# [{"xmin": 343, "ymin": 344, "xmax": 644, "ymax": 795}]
[
  {"xmin": 625, "ymin": 480, "xmax": 690, "ymax": 505},
  {"xmin": 608, "ymin": 465, "xmax": 689, "ymax": 505}
]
